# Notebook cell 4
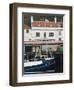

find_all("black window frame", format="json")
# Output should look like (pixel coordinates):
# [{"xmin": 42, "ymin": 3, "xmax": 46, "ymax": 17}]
[
  {"xmin": 49, "ymin": 32, "xmax": 54, "ymax": 37},
  {"xmin": 36, "ymin": 32, "xmax": 40, "ymax": 37}
]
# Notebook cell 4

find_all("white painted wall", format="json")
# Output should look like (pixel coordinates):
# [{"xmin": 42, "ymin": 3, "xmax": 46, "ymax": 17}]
[
  {"xmin": 24, "ymin": 29, "xmax": 32, "ymax": 41},
  {"xmin": 0, "ymin": 0, "xmax": 74, "ymax": 90},
  {"xmin": 24, "ymin": 29, "xmax": 63, "ymax": 41}
]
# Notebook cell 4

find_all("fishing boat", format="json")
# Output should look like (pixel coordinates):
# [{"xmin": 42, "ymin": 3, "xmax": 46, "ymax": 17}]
[{"xmin": 24, "ymin": 56, "xmax": 56, "ymax": 74}]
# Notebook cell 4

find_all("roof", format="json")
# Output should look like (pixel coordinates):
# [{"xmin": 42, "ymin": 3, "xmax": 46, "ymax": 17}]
[
  {"xmin": 32, "ymin": 21, "xmax": 63, "ymax": 27},
  {"xmin": 24, "ymin": 24, "xmax": 31, "ymax": 29}
]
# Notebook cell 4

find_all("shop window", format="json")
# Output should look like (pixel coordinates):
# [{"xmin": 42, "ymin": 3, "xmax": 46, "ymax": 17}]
[
  {"xmin": 44, "ymin": 32, "xmax": 46, "ymax": 38},
  {"xmin": 59, "ymin": 31, "xmax": 61, "ymax": 35}
]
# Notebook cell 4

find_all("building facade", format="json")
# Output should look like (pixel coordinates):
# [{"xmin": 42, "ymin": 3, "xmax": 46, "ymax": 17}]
[
  {"xmin": 24, "ymin": 15, "xmax": 63, "ymax": 61},
  {"xmin": 24, "ymin": 16, "xmax": 63, "ymax": 42}
]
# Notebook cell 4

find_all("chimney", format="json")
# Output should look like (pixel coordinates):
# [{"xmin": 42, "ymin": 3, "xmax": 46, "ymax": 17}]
[
  {"xmin": 54, "ymin": 16, "xmax": 57, "ymax": 23},
  {"xmin": 31, "ymin": 16, "xmax": 33, "ymax": 27},
  {"xmin": 45, "ymin": 18, "xmax": 49, "ymax": 22},
  {"xmin": 31, "ymin": 16, "xmax": 33, "ymax": 23}
]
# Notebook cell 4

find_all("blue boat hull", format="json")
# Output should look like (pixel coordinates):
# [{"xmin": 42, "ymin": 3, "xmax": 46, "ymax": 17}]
[{"xmin": 24, "ymin": 59, "xmax": 55, "ymax": 74}]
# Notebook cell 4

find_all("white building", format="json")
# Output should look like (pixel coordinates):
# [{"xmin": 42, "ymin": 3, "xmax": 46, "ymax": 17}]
[
  {"xmin": 24, "ymin": 15, "xmax": 63, "ymax": 61},
  {"xmin": 24, "ymin": 15, "xmax": 63, "ymax": 44}
]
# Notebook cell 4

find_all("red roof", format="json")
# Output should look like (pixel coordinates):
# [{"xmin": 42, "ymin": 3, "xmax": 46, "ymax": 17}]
[{"xmin": 32, "ymin": 21, "xmax": 63, "ymax": 27}]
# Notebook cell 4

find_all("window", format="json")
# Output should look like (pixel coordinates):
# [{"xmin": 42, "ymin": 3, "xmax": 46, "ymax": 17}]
[
  {"xmin": 26, "ymin": 29, "xmax": 29, "ymax": 33},
  {"xmin": 59, "ymin": 38, "xmax": 61, "ymax": 41},
  {"xmin": 49, "ymin": 32, "xmax": 54, "ymax": 37},
  {"xmin": 36, "ymin": 32, "xmax": 40, "ymax": 37},
  {"xmin": 59, "ymin": 31, "xmax": 61, "ymax": 35},
  {"xmin": 44, "ymin": 32, "xmax": 46, "ymax": 38}
]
